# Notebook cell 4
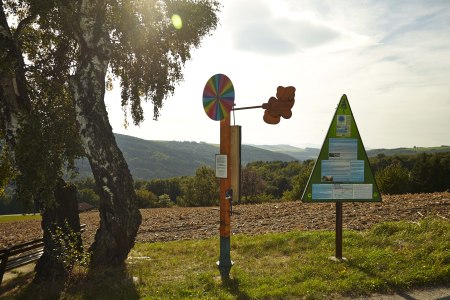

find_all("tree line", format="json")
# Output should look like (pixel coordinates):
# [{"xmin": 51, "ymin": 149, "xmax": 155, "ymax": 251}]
[
  {"xmin": 3, "ymin": 151, "xmax": 449, "ymax": 214},
  {"xmin": 70, "ymin": 150, "xmax": 450, "ymax": 208},
  {"xmin": 371, "ymin": 152, "xmax": 450, "ymax": 195}
]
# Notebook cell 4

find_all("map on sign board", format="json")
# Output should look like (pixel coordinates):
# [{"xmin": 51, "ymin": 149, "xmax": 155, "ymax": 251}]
[{"xmin": 301, "ymin": 94, "xmax": 381, "ymax": 202}]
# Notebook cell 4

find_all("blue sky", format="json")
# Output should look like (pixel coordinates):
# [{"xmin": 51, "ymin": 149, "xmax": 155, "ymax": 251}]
[{"xmin": 105, "ymin": 0, "xmax": 450, "ymax": 149}]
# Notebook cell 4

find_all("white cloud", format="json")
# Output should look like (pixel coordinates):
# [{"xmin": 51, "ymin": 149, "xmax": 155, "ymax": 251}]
[
  {"xmin": 226, "ymin": 0, "xmax": 372, "ymax": 55},
  {"xmin": 106, "ymin": 0, "xmax": 450, "ymax": 149}
]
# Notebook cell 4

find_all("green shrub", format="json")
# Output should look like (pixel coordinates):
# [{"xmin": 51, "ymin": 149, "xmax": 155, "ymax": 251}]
[
  {"xmin": 77, "ymin": 188, "xmax": 100, "ymax": 207},
  {"xmin": 375, "ymin": 162, "xmax": 411, "ymax": 194},
  {"xmin": 135, "ymin": 189, "xmax": 158, "ymax": 208},
  {"xmin": 50, "ymin": 220, "xmax": 91, "ymax": 279}
]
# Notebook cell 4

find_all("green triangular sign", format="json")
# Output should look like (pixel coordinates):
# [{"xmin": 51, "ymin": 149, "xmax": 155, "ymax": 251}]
[{"xmin": 301, "ymin": 94, "xmax": 381, "ymax": 202}]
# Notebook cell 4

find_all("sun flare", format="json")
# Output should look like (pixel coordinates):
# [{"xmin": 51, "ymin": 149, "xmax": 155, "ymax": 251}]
[{"xmin": 171, "ymin": 14, "xmax": 183, "ymax": 29}]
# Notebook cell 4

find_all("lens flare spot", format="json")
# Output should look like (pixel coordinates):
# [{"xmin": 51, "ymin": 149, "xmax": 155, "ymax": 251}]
[{"xmin": 171, "ymin": 14, "xmax": 183, "ymax": 30}]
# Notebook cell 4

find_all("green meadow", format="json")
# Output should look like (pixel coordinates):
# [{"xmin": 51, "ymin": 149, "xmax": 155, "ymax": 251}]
[
  {"xmin": 4, "ymin": 217, "xmax": 449, "ymax": 299},
  {"xmin": 0, "ymin": 214, "xmax": 41, "ymax": 223}
]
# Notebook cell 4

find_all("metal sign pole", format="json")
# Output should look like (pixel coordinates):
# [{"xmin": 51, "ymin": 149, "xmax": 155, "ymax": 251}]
[{"xmin": 336, "ymin": 202, "xmax": 343, "ymax": 260}]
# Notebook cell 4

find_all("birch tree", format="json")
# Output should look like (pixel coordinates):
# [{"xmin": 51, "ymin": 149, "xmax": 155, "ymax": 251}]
[
  {"xmin": 2, "ymin": 0, "xmax": 219, "ymax": 268},
  {"xmin": 1, "ymin": 0, "xmax": 83, "ymax": 281}
]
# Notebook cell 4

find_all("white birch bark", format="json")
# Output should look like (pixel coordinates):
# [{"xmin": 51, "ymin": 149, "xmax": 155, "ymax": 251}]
[{"xmin": 68, "ymin": 0, "xmax": 141, "ymax": 266}]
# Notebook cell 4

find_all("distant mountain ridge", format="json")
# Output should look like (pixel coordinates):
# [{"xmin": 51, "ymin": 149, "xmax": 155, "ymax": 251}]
[
  {"xmin": 253, "ymin": 144, "xmax": 320, "ymax": 161},
  {"xmin": 74, "ymin": 134, "xmax": 450, "ymax": 180}
]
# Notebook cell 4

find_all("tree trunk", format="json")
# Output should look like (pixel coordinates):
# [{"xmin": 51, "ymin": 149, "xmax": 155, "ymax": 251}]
[
  {"xmin": 0, "ymin": 3, "xmax": 31, "ymax": 146},
  {"xmin": 68, "ymin": 0, "xmax": 141, "ymax": 267},
  {"xmin": 34, "ymin": 179, "xmax": 82, "ymax": 283}
]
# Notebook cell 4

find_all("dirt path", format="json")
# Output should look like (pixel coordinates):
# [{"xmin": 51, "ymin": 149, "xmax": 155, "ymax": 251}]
[{"xmin": 0, "ymin": 192, "xmax": 449, "ymax": 248}]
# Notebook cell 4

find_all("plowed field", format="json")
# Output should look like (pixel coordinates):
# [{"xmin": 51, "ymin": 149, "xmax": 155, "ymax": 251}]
[{"xmin": 1, "ymin": 192, "xmax": 449, "ymax": 249}]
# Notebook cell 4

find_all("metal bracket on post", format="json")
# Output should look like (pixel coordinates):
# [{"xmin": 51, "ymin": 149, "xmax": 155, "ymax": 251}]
[{"xmin": 226, "ymin": 188, "xmax": 233, "ymax": 216}]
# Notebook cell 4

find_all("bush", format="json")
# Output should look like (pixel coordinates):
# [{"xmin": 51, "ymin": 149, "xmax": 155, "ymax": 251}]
[
  {"xmin": 180, "ymin": 166, "xmax": 219, "ymax": 206},
  {"xmin": 135, "ymin": 189, "xmax": 158, "ymax": 208},
  {"xmin": 77, "ymin": 188, "xmax": 100, "ymax": 207},
  {"xmin": 50, "ymin": 220, "xmax": 91, "ymax": 280},
  {"xmin": 375, "ymin": 162, "xmax": 411, "ymax": 194},
  {"xmin": 157, "ymin": 194, "xmax": 174, "ymax": 208},
  {"xmin": 282, "ymin": 160, "xmax": 314, "ymax": 200}
]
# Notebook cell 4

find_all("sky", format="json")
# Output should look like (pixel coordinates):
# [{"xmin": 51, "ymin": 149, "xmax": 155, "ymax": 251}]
[{"xmin": 104, "ymin": 0, "xmax": 450, "ymax": 149}]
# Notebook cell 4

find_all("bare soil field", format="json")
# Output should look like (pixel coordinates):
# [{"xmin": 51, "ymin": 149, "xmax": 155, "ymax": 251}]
[{"xmin": 1, "ymin": 192, "xmax": 449, "ymax": 249}]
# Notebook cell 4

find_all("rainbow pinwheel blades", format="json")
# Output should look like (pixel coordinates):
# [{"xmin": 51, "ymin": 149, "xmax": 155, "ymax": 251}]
[{"xmin": 203, "ymin": 74, "xmax": 235, "ymax": 121}]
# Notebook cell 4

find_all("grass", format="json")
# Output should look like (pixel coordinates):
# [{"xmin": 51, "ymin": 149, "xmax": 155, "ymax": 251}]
[
  {"xmin": 2, "ymin": 218, "xmax": 449, "ymax": 299},
  {"xmin": 0, "ymin": 214, "xmax": 41, "ymax": 223}
]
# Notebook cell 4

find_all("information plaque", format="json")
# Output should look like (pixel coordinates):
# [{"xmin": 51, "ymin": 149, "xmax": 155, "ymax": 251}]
[
  {"xmin": 215, "ymin": 154, "xmax": 228, "ymax": 178},
  {"xmin": 301, "ymin": 95, "xmax": 381, "ymax": 202}
]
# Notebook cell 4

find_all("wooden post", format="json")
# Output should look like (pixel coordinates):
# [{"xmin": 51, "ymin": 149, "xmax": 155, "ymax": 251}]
[
  {"xmin": 230, "ymin": 126, "xmax": 241, "ymax": 204},
  {"xmin": 217, "ymin": 116, "xmax": 233, "ymax": 279}
]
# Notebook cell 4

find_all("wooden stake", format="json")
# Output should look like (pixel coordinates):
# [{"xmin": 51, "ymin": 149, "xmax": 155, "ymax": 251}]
[{"xmin": 217, "ymin": 116, "xmax": 233, "ymax": 279}]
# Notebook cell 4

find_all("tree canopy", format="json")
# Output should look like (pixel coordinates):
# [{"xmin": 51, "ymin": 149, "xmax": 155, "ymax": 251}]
[
  {"xmin": 1, "ymin": 0, "xmax": 82, "ymax": 210},
  {"xmin": 108, "ymin": 0, "xmax": 220, "ymax": 123}
]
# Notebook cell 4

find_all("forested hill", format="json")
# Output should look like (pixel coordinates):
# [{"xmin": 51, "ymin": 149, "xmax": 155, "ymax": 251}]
[
  {"xmin": 75, "ymin": 134, "xmax": 305, "ymax": 179},
  {"xmin": 74, "ymin": 134, "xmax": 449, "ymax": 180},
  {"xmin": 366, "ymin": 146, "xmax": 450, "ymax": 157}
]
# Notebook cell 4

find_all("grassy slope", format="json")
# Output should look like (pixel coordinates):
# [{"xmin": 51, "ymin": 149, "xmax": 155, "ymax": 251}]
[
  {"xmin": 6, "ymin": 218, "xmax": 449, "ymax": 299},
  {"xmin": 129, "ymin": 218, "xmax": 450, "ymax": 299},
  {"xmin": 0, "ymin": 214, "xmax": 41, "ymax": 223}
]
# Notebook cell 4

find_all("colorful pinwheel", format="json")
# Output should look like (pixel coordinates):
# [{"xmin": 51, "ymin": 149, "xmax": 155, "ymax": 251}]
[{"xmin": 203, "ymin": 74, "xmax": 235, "ymax": 121}]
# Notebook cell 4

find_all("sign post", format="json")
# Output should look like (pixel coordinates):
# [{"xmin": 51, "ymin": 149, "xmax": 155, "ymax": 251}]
[
  {"xmin": 301, "ymin": 94, "xmax": 381, "ymax": 260},
  {"xmin": 202, "ymin": 74, "xmax": 235, "ymax": 279},
  {"xmin": 217, "ymin": 116, "xmax": 233, "ymax": 278},
  {"xmin": 203, "ymin": 73, "xmax": 296, "ymax": 279},
  {"xmin": 336, "ymin": 202, "xmax": 343, "ymax": 259}
]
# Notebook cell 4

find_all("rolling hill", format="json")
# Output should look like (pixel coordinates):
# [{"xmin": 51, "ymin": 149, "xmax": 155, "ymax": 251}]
[
  {"xmin": 75, "ymin": 134, "xmax": 306, "ymax": 180},
  {"xmin": 74, "ymin": 134, "xmax": 450, "ymax": 180}
]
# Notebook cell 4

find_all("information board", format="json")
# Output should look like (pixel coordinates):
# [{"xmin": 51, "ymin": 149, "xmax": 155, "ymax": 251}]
[{"xmin": 301, "ymin": 95, "xmax": 381, "ymax": 202}]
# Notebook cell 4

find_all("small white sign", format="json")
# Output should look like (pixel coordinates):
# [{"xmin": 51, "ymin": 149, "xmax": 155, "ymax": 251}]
[{"xmin": 215, "ymin": 154, "xmax": 227, "ymax": 178}]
